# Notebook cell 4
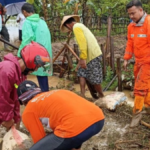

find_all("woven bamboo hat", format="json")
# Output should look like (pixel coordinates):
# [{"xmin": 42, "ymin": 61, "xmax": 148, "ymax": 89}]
[{"xmin": 60, "ymin": 15, "xmax": 80, "ymax": 32}]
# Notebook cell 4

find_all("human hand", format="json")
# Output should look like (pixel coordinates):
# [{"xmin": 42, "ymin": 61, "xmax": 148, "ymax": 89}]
[
  {"xmin": 79, "ymin": 59, "xmax": 86, "ymax": 69},
  {"xmin": 75, "ymin": 62, "xmax": 80, "ymax": 72},
  {"xmin": 15, "ymin": 121, "xmax": 21, "ymax": 130},
  {"xmin": 2, "ymin": 119, "xmax": 14, "ymax": 130},
  {"xmin": 3, "ymin": 7, "xmax": 6, "ymax": 15},
  {"xmin": 123, "ymin": 60, "xmax": 128, "ymax": 71}
]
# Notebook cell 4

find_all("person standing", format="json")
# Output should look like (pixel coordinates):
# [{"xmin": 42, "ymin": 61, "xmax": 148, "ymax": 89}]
[
  {"xmin": 16, "ymin": 13, "xmax": 25, "ymax": 41},
  {"xmin": 17, "ymin": 3, "xmax": 53, "ymax": 92},
  {"xmin": 60, "ymin": 15, "xmax": 104, "ymax": 98},
  {"xmin": 123, "ymin": 0, "xmax": 150, "ymax": 127}
]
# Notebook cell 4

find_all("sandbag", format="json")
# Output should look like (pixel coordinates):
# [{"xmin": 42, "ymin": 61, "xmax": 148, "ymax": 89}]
[
  {"xmin": 2, "ymin": 126, "xmax": 33, "ymax": 150},
  {"xmin": 95, "ymin": 92, "xmax": 127, "ymax": 111}
]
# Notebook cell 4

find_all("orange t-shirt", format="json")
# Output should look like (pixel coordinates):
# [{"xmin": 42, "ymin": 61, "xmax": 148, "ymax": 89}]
[{"xmin": 22, "ymin": 90, "xmax": 104, "ymax": 143}]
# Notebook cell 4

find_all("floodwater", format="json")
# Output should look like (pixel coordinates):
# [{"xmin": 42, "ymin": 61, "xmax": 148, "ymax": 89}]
[{"xmin": 27, "ymin": 74, "xmax": 134, "ymax": 106}]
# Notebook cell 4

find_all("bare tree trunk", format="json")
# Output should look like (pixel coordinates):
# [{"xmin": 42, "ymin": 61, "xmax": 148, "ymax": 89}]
[{"xmin": 81, "ymin": 0, "xmax": 87, "ymax": 25}]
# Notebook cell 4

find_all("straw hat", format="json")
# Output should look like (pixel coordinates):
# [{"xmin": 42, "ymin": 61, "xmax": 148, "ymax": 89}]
[{"xmin": 60, "ymin": 15, "xmax": 80, "ymax": 32}]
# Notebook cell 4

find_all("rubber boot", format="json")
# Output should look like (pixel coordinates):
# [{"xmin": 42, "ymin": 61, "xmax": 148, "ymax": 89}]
[
  {"xmin": 130, "ymin": 111, "xmax": 143, "ymax": 128},
  {"xmin": 145, "ymin": 107, "xmax": 150, "ymax": 114},
  {"xmin": 133, "ymin": 95, "xmax": 144, "ymax": 113}
]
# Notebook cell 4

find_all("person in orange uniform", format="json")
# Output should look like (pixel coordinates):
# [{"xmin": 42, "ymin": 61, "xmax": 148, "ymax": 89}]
[
  {"xmin": 17, "ymin": 80, "xmax": 105, "ymax": 150},
  {"xmin": 123, "ymin": 0, "xmax": 150, "ymax": 127}
]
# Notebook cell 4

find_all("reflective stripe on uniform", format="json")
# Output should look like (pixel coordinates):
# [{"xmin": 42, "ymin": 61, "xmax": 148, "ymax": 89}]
[
  {"xmin": 131, "ymin": 34, "xmax": 134, "ymax": 37},
  {"xmin": 14, "ymin": 83, "xmax": 18, "ymax": 89},
  {"xmin": 137, "ymin": 34, "xmax": 147, "ymax": 37},
  {"xmin": 125, "ymin": 51, "xmax": 133, "ymax": 55}
]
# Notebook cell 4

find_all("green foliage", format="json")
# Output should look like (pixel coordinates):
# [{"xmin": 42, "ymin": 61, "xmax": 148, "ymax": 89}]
[
  {"xmin": 105, "ymin": 66, "xmax": 114, "ymax": 82},
  {"xmin": 122, "ymin": 64, "xmax": 134, "ymax": 81},
  {"xmin": 32, "ymin": 1, "xmax": 42, "ymax": 15},
  {"xmin": 26, "ymin": 0, "xmax": 34, "ymax": 4},
  {"xmin": 86, "ymin": 0, "xmax": 130, "ymax": 16},
  {"xmin": 102, "ymin": 66, "xmax": 118, "ymax": 91}
]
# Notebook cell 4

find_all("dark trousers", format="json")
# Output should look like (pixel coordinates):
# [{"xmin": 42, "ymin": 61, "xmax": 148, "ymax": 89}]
[
  {"xmin": 37, "ymin": 76, "xmax": 49, "ymax": 92},
  {"xmin": 19, "ymin": 30, "xmax": 22, "ymax": 41},
  {"xmin": 30, "ymin": 119, "xmax": 104, "ymax": 150},
  {"xmin": 0, "ymin": 25, "xmax": 9, "ymax": 41}
]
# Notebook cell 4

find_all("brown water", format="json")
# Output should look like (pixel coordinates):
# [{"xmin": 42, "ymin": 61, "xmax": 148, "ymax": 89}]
[
  {"xmin": 27, "ymin": 75, "xmax": 134, "ymax": 106},
  {"xmin": 20, "ymin": 75, "xmax": 134, "ymax": 114}
]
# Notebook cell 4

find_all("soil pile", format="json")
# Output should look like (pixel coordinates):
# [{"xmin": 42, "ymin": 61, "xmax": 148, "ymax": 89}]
[{"xmin": 82, "ymin": 104, "xmax": 150, "ymax": 150}]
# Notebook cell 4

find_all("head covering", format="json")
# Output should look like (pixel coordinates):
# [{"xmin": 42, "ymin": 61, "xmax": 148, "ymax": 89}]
[
  {"xmin": 60, "ymin": 15, "xmax": 80, "ymax": 32},
  {"xmin": 17, "ymin": 80, "xmax": 41, "ymax": 105},
  {"xmin": 21, "ymin": 41, "xmax": 50, "ymax": 71}
]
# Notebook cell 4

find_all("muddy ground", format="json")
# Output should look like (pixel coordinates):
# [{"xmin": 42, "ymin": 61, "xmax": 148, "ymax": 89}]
[
  {"xmin": 1, "ymin": 36, "xmax": 149, "ymax": 150},
  {"xmin": 0, "ymin": 75, "xmax": 150, "ymax": 150}
]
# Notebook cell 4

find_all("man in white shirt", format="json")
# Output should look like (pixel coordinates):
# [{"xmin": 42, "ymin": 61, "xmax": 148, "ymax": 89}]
[{"xmin": 16, "ymin": 13, "xmax": 25, "ymax": 41}]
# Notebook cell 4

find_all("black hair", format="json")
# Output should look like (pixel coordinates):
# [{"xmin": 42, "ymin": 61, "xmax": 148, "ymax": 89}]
[
  {"xmin": 64, "ymin": 17, "xmax": 76, "ymax": 26},
  {"xmin": 126, "ymin": 0, "xmax": 142, "ymax": 10},
  {"xmin": 21, "ymin": 3, "xmax": 35, "ymax": 13}
]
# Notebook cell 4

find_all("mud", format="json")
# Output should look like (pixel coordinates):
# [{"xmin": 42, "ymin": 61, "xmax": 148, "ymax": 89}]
[
  {"xmin": 0, "ymin": 75, "xmax": 136, "ymax": 150},
  {"xmin": 82, "ymin": 104, "xmax": 150, "ymax": 150},
  {"xmin": 12, "ymin": 139, "xmax": 33, "ymax": 150}
]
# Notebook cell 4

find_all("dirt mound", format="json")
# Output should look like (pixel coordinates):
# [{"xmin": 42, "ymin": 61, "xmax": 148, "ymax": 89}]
[{"xmin": 82, "ymin": 104, "xmax": 150, "ymax": 150}]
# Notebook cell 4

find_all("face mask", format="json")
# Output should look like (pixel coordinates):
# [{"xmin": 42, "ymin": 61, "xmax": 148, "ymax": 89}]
[{"xmin": 22, "ymin": 68, "xmax": 33, "ymax": 76}]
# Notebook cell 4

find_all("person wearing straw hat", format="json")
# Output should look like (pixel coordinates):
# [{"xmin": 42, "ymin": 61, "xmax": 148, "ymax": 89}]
[
  {"xmin": 17, "ymin": 80, "xmax": 105, "ymax": 150},
  {"xmin": 60, "ymin": 15, "xmax": 104, "ymax": 99}
]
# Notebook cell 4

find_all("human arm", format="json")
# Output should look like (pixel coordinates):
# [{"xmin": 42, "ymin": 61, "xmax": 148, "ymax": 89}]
[
  {"xmin": 2, "ymin": 7, "xmax": 6, "ymax": 15},
  {"xmin": 16, "ymin": 14, "xmax": 21, "ymax": 23},
  {"xmin": 17, "ymin": 21, "xmax": 35, "ymax": 57},
  {"xmin": 0, "ymin": 70, "xmax": 21, "ymax": 128},
  {"xmin": 73, "ymin": 27, "xmax": 87, "ymax": 68},
  {"xmin": 2, "ymin": 119, "xmax": 14, "ymax": 130},
  {"xmin": 13, "ymin": 99, "xmax": 21, "ymax": 129},
  {"xmin": 123, "ymin": 60, "xmax": 128, "ymax": 71},
  {"xmin": 22, "ymin": 112, "xmax": 46, "ymax": 143}
]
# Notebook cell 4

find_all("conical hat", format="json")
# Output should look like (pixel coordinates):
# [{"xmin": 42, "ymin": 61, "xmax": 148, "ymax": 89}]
[{"xmin": 60, "ymin": 15, "xmax": 80, "ymax": 32}]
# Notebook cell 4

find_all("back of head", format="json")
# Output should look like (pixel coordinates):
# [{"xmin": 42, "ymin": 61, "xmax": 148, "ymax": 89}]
[
  {"xmin": 126, "ymin": 0, "xmax": 142, "ymax": 11},
  {"xmin": 17, "ymin": 80, "xmax": 41, "ymax": 105},
  {"xmin": 22, "ymin": 3, "xmax": 34, "ymax": 13}
]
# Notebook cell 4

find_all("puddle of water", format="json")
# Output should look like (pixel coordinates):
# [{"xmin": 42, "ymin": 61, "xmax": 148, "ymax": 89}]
[{"xmin": 27, "ymin": 75, "xmax": 134, "ymax": 105}]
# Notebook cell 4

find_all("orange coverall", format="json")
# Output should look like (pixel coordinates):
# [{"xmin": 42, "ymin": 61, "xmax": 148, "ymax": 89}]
[{"xmin": 124, "ymin": 14, "xmax": 150, "ymax": 113}]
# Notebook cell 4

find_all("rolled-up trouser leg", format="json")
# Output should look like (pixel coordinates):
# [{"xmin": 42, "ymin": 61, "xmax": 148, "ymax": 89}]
[{"xmin": 133, "ymin": 95, "xmax": 144, "ymax": 113}]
